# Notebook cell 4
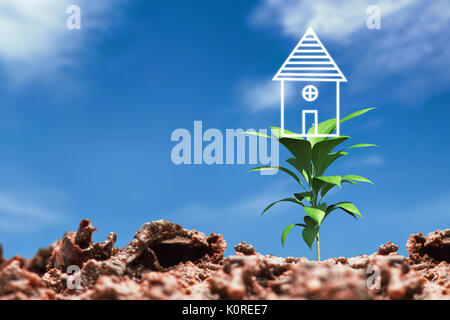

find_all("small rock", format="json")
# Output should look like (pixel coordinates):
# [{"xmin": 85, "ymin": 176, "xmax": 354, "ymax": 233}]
[
  {"xmin": 234, "ymin": 242, "xmax": 256, "ymax": 255},
  {"xmin": 378, "ymin": 241, "xmax": 399, "ymax": 255}
]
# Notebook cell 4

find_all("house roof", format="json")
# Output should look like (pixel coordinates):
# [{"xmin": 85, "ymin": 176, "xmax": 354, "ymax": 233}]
[{"xmin": 273, "ymin": 28, "xmax": 347, "ymax": 82}]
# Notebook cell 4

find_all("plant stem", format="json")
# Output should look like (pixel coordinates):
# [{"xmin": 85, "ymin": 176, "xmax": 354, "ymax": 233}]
[{"xmin": 316, "ymin": 232, "xmax": 321, "ymax": 261}]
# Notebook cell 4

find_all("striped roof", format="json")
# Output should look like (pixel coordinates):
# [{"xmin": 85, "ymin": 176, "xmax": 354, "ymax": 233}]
[{"xmin": 273, "ymin": 28, "xmax": 347, "ymax": 82}]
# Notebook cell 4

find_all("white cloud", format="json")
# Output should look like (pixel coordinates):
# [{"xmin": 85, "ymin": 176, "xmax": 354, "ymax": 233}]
[
  {"xmin": 0, "ymin": 190, "xmax": 69, "ymax": 233},
  {"xmin": 240, "ymin": 78, "xmax": 301, "ymax": 112},
  {"xmin": 0, "ymin": 0, "xmax": 125, "ymax": 84},
  {"xmin": 349, "ymin": 1, "xmax": 450, "ymax": 105},
  {"xmin": 240, "ymin": 78, "xmax": 283, "ymax": 112},
  {"xmin": 251, "ymin": 0, "xmax": 417, "ymax": 40},
  {"xmin": 247, "ymin": 0, "xmax": 450, "ymax": 109}
]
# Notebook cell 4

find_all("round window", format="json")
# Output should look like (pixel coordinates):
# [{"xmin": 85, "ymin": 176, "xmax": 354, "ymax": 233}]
[{"xmin": 302, "ymin": 85, "xmax": 318, "ymax": 102}]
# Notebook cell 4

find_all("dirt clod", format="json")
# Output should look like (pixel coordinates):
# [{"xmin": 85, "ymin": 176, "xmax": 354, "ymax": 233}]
[
  {"xmin": 0, "ymin": 220, "xmax": 448, "ymax": 300},
  {"xmin": 378, "ymin": 241, "xmax": 399, "ymax": 256},
  {"xmin": 234, "ymin": 242, "xmax": 256, "ymax": 256}
]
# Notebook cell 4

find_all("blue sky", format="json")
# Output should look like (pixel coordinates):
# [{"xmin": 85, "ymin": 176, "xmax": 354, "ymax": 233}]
[{"xmin": 0, "ymin": 0, "xmax": 448, "ymax": 260}]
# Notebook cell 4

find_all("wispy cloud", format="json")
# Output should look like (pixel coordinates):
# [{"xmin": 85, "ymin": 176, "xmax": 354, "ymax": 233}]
[
  {"xmin": 0, "ymin": 190, "xmax": 69, "ymax": 233},
  {"xmin": 247, "ymin": 0, "xmax": 450, "ymax": 108},
  {"xmin": 0, "ymin": 0, "xmax": 126, "ymax": 84},
  {"xmin": 348, "ymin": 1, "xmax": 450, "ymax": 106},
  {"xmin": 239, "ymin": 77, "xmax": 307, "ymax": 112},
  {"xmin": 250, "ymin": 0, "xmax": 417, "ymax": 40},
  {"xmin": 239, "ymin": 78, "xmax": 291, "ymax": 112}
]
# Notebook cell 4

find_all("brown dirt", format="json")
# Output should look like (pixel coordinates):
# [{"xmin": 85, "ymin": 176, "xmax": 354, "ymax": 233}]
[{"xmin": 0, "ymin": 219, "xmax": 448, "ymax": 300}]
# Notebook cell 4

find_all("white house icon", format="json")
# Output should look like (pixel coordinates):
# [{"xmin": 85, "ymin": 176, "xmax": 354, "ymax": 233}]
[{"xmin": 273, "ymin": 28, "xmax": 347, "ymax": 138}]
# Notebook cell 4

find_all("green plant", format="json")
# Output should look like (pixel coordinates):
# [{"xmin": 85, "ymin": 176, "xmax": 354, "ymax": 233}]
[{"xmin": 248, "ymin": 108, "xmax": 376, "ymax": 261}]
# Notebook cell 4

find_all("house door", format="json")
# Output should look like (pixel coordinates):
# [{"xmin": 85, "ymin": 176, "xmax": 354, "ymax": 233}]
[{"xmin": 302, "ymin": 110, "xmax": 318, "ymax": 135}]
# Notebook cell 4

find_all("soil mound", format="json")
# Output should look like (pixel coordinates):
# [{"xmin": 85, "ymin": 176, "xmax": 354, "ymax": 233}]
[{"xmin": 0, "ymin": 220, "xmax": 448, "ymax": 300}]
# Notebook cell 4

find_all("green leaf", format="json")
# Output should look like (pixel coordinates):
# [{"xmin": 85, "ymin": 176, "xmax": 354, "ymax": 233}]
[
  {"xmin": 312, "ymin": 137, "xmax": 349, "ymax": 176},
  {"xmin": 281, "ymin": 224, "xmax": 300, "ymax": 247},
  {"xmin": 311, "ymin": 177, "xmax": 324, "ymax": 196},
  {"xmin": 306, "ymin": 108, "xmax": 375, "ymax": 147},
  {"xmin": 340, "ymin": 108, "xmax": 376, "ymax": 123},
  {"xmin": 269, "ymin": 127, "xmax": 302, "ymax": 139},
  {"xmin": 279, "ymin": 138, "xmax": 311, "ymax": 162},
  {"xmin": 319, "ymin": 150, "xmax": 349, "ymax": 176},
  {"xmin": 262, "ymin": 198, "xmax": 304, "ymax": 215},
  {"xmin": 347, "ymin": 143, "xmax": 378, "ymax": 149},
  {"xmin": 307, "ymin": 118, "xmax": 338, "ymax": 146},
  {"xmin": 304, "ymin": 216, "xmax": 317, "ymax": 227},
  {"xmin": 294, "ymin": 192, "xmax": 312, "ymax": 203},
  {"xmin": 325, "ymin": 204, "xmax": 356, "ymax": 220},
  {"xmin": 269, "ymin": 127, "xmax": 281, "ymax": 138},
  {"xmin": 304, "ymin": 206, "xmax": 325, "ymax": 226},
  {"xmin": 342, "ymin": 175, "xmax": 373, "ymax": 184},
  {"xmin": 342, "ymin": 179, "xmax": 359, "ymax": 186},
  {"xmin": 335, "ymin": 201, "xmax": 362, "ymax": 218},
  {"xmin": 320, "ymin": 182, "xmax": 336, "ymax": 199},
  {"xmin": 286, "ymin": 158, "xmax": 310, "ymax": 183},
  {"xmin": 315, "ymin": 176, "xmax": 342, "ymax": 188},
  {"xmin": 279, "ymin": 138, "xmax": 312, "ymax": 175},
  {"xmin": 302, "ymin": 226, "xmax": 319, "ymax": 249},
  {"xmin": 242, "ymin": 131, "xmax": 273, "ymax": 139},
  {"xmin": 249, "ymin": 166, "xmax": 304, "ymax": 187},
  {"xmin": 318, "ymin": 202, "xmax": 327, "ymax": 212},
  {"xmin": 325, "ymin": 205, "xmax": 337, "ymax": 215}
]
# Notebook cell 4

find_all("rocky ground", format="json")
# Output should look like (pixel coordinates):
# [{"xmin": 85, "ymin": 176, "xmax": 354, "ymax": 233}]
[{"xmin": 0, "ymin": 219, "xmax": 448, "ymax": 300}]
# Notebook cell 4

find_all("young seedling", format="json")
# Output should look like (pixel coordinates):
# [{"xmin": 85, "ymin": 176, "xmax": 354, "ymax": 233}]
[{"xmin": 247, "ymin": 108, "xmax": 376, "ymax": 261}]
